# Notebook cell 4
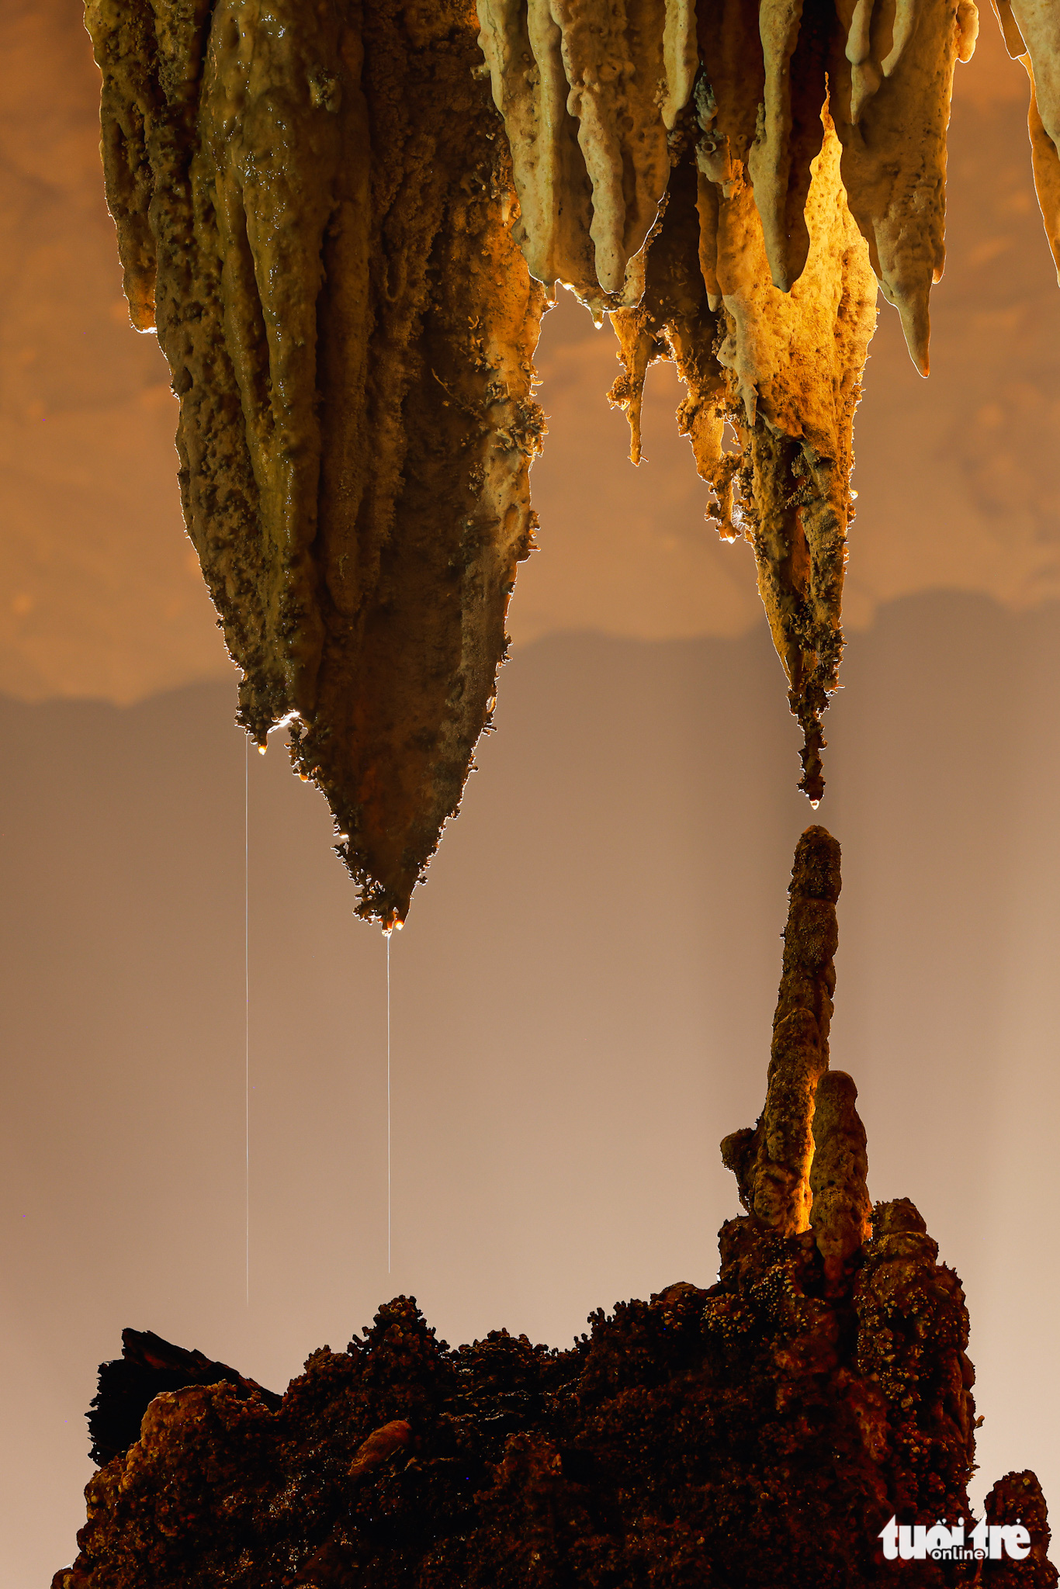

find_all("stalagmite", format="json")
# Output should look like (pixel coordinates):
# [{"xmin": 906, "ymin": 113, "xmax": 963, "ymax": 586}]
[
  {"xmin": 721, "ymin": 824, "xmax": 840, "ymax": 1235},
  {"xmin": 809, "ymin": 1068, "xmax": 872, "ymax": 1284},
  {"xmin": 51, "ymin": 830, "xmax": 1058, "ymax": 1587}
]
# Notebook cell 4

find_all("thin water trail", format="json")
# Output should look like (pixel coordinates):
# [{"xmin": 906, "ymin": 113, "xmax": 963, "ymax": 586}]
[
  {"xmin": 245, "ymin": 734, "xmax": 250, "ymax": 1306},
  {"xmin": 386, "ymin": 932, "xmax": 392, "ymax": 1274}
]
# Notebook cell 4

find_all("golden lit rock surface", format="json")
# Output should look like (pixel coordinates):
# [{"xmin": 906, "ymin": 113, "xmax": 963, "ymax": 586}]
[
  {"xmin": 721, "ymin": 825, "xmax": 841, "ymax": 1239},
  {"xmin": 995, "ymin": 0, "xmax": 1060, "ymax": 274},
  {"xmin": 6, "ymin": 6, "xmax": 1060, "ymax": 711},
  {"xmin": 610, "ymin": 116, "xmax": 876, "ymax": 799},
  {"xmin": 476, "ymin": 0, "xmax": 697, "ymax": 304},
  {"xmin": 482, "ymin": 0, "xmax": 976, "ymax": 797},
  {"xmin": 78, "ymin": 0, "xmax": 1060, "ymax": 897},
  {"xmin": 682, "ymin": 0, "xmax": 978, "ymax": 787},
  {"xmin": 809, "ymin": 1068, "xmax": 873, "ymax": 1284},
  {"xmin": 85, "ymin": 0, "xmax": 545, "ymax": 925}
]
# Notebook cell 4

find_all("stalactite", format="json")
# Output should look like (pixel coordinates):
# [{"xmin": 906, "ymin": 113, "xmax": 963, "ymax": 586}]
[
  {"xmin": 482, "ymin": 0, "xmax": 974, "ymax": 799},
  {"xmin": 993, "ymin": 0, "xmax": 1060, "ymax": 276},
  {"xmin": 612, "ymin": 111, "xmax": 877, "ymax": 799},
  {"xmin": 809, "ymin": 1068, "xmax": 873, "ymax": 1285},
  {"xmin": 87, "ymin": 0, "xmax": 1060, "ymax": 907},
  {"xmin": 85, "ymin": 0, "xmax": 545, "ymax": 926},
  {"xmin": 476, "ymin": 0, "xmax": 697, "ymax": 307}
]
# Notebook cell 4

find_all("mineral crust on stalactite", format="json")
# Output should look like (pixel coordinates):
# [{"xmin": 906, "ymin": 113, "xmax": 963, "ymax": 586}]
[
  {"xmin": 992, "ymin": 0, "xmax": 1060, "ymax": 275},
  {"xmin": 52, "ymin": 829, "xmax": 1057, "ymax": 1588},
  {"xmin": 475, "ymin": 0, "xmax": 698, "ymax": 307},
  {"xmin": 88, "ymin": 0, "xmax": 1060, "ymax": 894},
  {"xmin": 480, "ymin": 0, "xmax": 975, "ymax": 797},
  {"xmin": 607, "ymin": 120, "xmax": 876, "ymax": 800},
  {"xmin": 85, "ymin": 0, "xmax": 545, "ymax": 926}
]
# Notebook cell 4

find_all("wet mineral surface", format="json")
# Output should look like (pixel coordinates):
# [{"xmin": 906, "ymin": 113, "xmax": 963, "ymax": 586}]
[{"xmin": 84, "ymin": 0, "xmax": 1060, "ymax": 912}]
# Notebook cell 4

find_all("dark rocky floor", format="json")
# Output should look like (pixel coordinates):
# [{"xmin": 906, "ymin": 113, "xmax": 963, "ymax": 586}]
[
  {"xmin": 51, "ymin": 831, "xmax": 1056, "ymax": 1587},
  {"xmin": 52, "ymin": 1197, "xmax": 1054, "ymax": 1588}
]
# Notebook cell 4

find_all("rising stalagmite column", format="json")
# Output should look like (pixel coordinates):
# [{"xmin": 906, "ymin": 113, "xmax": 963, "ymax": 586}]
[
  {"xmin": 721, "ymin": 825, "xmax": 842, "ymax": 1237},
  {"xmin": 809, "ymin": 1067, "xmax": 873, "ymax": 1286},
  {"xmin": 719, "ymin": 824, "xmax": 871, "ymax": 1290},
  {"xmin": 50, "ymin": 828, "xmax": 1058, "ymax": 1587}
]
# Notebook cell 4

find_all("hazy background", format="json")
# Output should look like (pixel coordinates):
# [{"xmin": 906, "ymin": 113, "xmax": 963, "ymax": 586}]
[{"xmin": 3, "ymin": 4, "xmax": 1060, "ymax": 1583}]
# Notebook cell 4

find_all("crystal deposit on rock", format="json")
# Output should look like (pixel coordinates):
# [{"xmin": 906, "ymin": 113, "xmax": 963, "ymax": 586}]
[
  {"xmin": 85, "ymin": 0, "xmax": 1060, "ymax": 909},
  {"xmin": 52, "ymin": 829, "xmax": 1057, "ymax": 1587}
]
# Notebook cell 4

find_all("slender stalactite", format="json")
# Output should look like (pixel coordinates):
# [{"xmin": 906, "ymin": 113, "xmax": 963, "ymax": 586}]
[{"xmin": 480, "ymin": 0, "xmax": 971, "ymax": 800}]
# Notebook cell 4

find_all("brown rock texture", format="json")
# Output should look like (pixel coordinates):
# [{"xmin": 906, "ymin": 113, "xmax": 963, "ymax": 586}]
[
  {"xmin": 84, "ymin": 0, "xmax": 1060, "ymax": 902},
  {"xmin": 86, "ymin": 1328, "xmax": 283, "ymax": 1470},
  {"xmin": 50, "ymin": 1232, "xmax": 1056, "ymax": 1586},
  {"xmin": 85, "ymin": 0, "xmax": 546, "ymax": 925},
  {"xmin": 483, "ymin": 0, "xmax": 975, "ymax": 799},
  {"xmin": 52, "ymin": 829, "xmax": 1057, "ymax": 1588}
]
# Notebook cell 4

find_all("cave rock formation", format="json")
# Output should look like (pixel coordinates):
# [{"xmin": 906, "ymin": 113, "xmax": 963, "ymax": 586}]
[
  {"xmin": 86, "ymin": 0, "xmax": 1060, "ymax": 915},
  {"xmin": 51, "ymin": 829, "xmax": 1057, "ymax": 1588},
  {"xmin": 87, "ymin": 0, "xmax": 546, "ymax": 926}
]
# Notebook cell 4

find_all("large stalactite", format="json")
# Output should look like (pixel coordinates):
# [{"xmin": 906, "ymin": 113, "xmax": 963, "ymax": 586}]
[
  {"xmin": 85, "ymin": 0, "xmax": 1057, "ymax": 919},
  {"xmin": 87, "ymin": 0, "xmax": 546, "ymax": 926}
]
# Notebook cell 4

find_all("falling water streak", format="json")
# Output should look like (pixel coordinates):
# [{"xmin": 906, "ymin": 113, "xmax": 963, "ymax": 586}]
[
  {"xmin": 386, "ymin": 932, "xmax": 392, "ymax": 1274},
  {"xmin": 245, "ymin": 734, "xmax": 250, "ymax": 1307}
]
